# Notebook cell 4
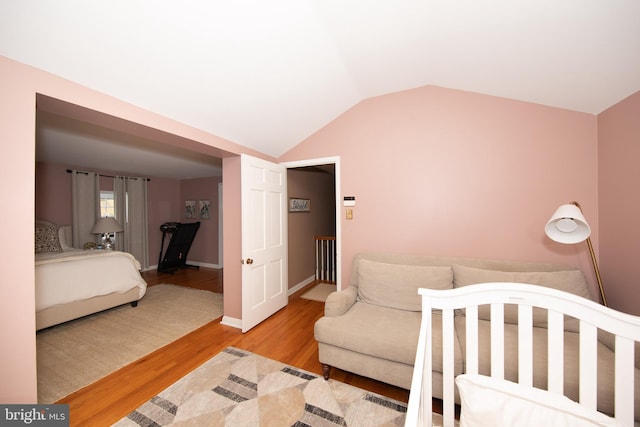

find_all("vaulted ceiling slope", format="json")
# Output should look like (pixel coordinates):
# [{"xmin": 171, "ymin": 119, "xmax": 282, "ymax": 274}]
[{"xmin": 2, "ymin": 1, "xmax": 639, "ymax": 158}]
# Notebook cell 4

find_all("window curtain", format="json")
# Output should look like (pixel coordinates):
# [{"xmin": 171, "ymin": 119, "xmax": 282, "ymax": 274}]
[
  {"xmin": 71, "ymin": 170, "xmax": 100, "ymax": 248},
  {"xmin": 113, "ymin": 176, "xmax": 149, "ymax": 269}
]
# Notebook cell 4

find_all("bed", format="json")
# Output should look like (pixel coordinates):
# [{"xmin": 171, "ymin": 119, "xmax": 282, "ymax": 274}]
[
  {"xmin": 35, "ymin": 220, "xmax": 147, "ymax": 330},
  {"xmin": 405, "ymin": 283, "xmax": 640, "ymax": 427}
]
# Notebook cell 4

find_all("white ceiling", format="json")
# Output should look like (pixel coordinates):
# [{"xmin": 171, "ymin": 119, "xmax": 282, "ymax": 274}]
[{"xmin": 2, "ymin": 1, "xmax": 639, "ymax": 178}]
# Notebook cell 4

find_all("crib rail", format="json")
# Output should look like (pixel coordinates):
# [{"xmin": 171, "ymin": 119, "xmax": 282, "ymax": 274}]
[
  {"xmin": 315, "ymin": 236, "xmax": 336, "ymax": 283},
  {"xmin": 405, "ymin": 283, "xmax": 640, "ymax": 427}
]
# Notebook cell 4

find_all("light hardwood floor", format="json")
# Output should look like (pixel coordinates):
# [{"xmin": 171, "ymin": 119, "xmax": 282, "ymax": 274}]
[{"xmin": 57, "ymin": 267, "xmax": 412, "ymax": 426}]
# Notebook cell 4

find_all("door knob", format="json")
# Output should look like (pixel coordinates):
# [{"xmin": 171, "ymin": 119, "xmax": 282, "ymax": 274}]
[{"xmin": 246, "ymin": 258, "xmax": 254, "ymax": 264}]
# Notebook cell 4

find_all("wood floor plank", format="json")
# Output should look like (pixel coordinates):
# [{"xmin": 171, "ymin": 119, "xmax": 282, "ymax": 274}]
[{"xmin": 55, "ymin": 268, "xmax": 410, "ymax": 426}]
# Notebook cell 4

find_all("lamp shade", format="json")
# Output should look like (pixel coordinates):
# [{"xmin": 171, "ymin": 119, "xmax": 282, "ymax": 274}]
[
  {"xmin": 91, "ymin": 217, "xmax": 123, "ymax": 234},
  {"xmin": 545, "ymin": 204, "xmax": 591, "ymax": 244}
]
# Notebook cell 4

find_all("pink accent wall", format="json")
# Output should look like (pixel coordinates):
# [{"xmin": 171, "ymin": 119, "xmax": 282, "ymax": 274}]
[
  {"xmin": 598, "ymin": 91, "xmax": 640, "ymax": 315},
  {"xmin": 279, "ymin": 85, "xmax": 602, "ymax": 299}
]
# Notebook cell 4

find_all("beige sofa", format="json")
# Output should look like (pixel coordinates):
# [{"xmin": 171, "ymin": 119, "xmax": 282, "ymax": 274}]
[{"xmin": 314, "ymin": 252, "xmax": 640, "ymax": 419}]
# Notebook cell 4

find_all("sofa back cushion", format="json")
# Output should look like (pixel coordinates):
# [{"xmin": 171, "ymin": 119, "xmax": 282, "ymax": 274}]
[
  {"xmin": 453, "ymin": 264, "xmax": 592, "ymax": 326},
  {"xmin": 357, "ymin": 259, "xmax": 453, "ymax": 311}
]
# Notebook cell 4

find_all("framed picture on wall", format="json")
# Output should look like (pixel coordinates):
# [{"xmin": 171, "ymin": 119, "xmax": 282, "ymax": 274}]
[
  {"xmin": 185, "ymin": 200, "xmax": 196, "ymax": 219},
  {"xmin": 289, "ymin": 198, "xmax": 311, "ymax": 212},
  {"xmin": 199, "ymin": 200, "xmax": 210, "ymax": 219}
]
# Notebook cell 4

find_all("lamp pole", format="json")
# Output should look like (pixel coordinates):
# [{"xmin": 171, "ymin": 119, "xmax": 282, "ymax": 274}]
[{"xmin": 572, "ymin": 201, "xmax": 607, "ymax": 306}]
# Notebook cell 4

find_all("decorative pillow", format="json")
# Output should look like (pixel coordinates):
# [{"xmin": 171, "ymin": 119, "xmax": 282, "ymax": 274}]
[
  {"xmin": 456, "ymin": 374, "xmax": 621, "ymax": 427},
  {"xmin": 357, "ymin": 259, "xmax": 453, "ymax": 311},
  {"xmin": 35, "ymin": 222, "xmax": 62, "ymax": 253},
  {"xmin": 452, "ymin": 264, "xmax": 591, "ymax": 326}
]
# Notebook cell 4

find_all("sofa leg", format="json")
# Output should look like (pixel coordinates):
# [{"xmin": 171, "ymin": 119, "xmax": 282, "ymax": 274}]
[
  {"xmin": 130, "ymin": 301, "xmax": 138, "ymax": 307},
  {"xmin": 322, "ymin": 364, "xmax": 331, "ymax": 380}
]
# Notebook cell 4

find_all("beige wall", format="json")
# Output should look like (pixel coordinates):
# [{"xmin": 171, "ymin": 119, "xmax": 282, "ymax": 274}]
[{"xmin": 598, "ymin": 91, "xmax": 640, "ymax": 315}]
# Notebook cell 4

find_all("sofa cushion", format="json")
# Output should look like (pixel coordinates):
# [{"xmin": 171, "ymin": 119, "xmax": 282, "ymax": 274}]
[
  {"xmin": 314, "ymin": 302, "xmax": 464, "ymax": 374},
  {"xmin": 452, "ymin": 264, "xmax": 591, "ymax": 326},
  {"xmin": 357, "ymin": 259, "xmax": 453, "ymax": 311}
]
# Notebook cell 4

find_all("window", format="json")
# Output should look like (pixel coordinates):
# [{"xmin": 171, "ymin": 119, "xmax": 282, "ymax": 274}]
[{"xmin": 100, "ymin": 191, "xmax": 115, "ymax": 217}]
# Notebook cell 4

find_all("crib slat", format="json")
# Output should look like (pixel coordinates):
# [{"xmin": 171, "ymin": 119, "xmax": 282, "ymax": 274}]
[
  {"xmin": 547, "ymin": 310, "xmax": 564, "ymax": 394},
  {"xmin": 466, "ymin": 305, "xmax": 479, "ymax": 375},
  {"xmin": 579, "ymin": 320, "xmax": 598, "ymax": 410},
  {"xmin": 490, "ymin": 303, "xmax": 505, "ymax": 379},
  {"xmin": 442, "ymin": 308, "xmax": 456, "ymax": 427},
  {"xmin": 518, "ymin": 304, "xmax": 533, "ymax": 387},
  {"xmin": 615, "ymin": 335, "xmax": 634, "ymax": 427}
]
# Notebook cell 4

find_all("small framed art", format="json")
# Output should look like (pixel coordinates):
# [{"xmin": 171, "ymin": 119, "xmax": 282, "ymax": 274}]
[
  {"xmin": 185, "ymin": 200, "xmax": 196, "ymax": 219},
  {"xmin": 199, "ymin": 200, "xmax": 210, "ymax": 219},
  {"xmin": 289, "ymin": 198, "xmax": 311, "ymax": 212}
]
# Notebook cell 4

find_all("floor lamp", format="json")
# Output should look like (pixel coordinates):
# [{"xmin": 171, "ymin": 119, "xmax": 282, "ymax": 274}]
[{"xmin": 545, "ymin": 201, "xmax": 607, "ymax": 306}]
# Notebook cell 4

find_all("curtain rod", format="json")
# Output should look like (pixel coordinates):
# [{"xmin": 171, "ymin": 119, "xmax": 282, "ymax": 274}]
[{"xmin": 66, "ymin": 169, "xmax": 151, "ymax": 181}]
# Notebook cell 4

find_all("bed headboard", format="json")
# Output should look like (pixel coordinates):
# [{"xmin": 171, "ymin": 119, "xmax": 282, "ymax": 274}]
[{"xmin": 406, "ymin": 283, "xmax": 640, "ymax": 427}]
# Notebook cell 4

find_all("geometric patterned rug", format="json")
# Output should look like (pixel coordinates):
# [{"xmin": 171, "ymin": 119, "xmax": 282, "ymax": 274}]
[{"xmin": 113, "ymin": 347, "xmax": 440, "ymax": 426}]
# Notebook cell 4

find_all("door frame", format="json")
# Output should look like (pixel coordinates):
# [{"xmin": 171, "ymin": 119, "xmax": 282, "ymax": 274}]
[{"xmin": 280, "ymin": 156, "xmax": 342, "ymax": 290}]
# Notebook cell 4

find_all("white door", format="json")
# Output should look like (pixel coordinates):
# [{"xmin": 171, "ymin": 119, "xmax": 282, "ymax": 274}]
[{"xmin": 241, "ymin": 154, "xmax": 288, "ymax": 332}]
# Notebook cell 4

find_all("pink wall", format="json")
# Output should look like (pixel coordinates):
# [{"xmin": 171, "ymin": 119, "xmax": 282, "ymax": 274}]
[
  {"xmin": 147, "ymin": 177, "xmax": 181, "ymax": 266},
  {"xmin": 287, "ymin": 168, "xmax": 336, "ymax": 287},
  {"xmin": 279, "ymin": 85, "xmax": 602, "ymax": 300},
  {"xmin": 35, "ymin": 162, "xmax": 72, "ymax": 224},
  {"xmin": 180, "ymin": 177, "xmax": 222, "ymax": 265},
  {"xmin": 34, "ymin": 162, "xmax": 221, "ymax": 267},
  {"xmin": 222, "ymin": 157, "xmax": 242, "ymax": 319},
  {"xmin": 1, "ymin": 55, "xmax": 267, "ymax": 403},
  {"xmin": 1, "ymin": 56, "xmax": 39, "ymax": 404},
  {"xmin": 3, "ymin": 51, "xmax": 636, "ymax": 404},
  {"xmin": 598, "ymin": 91, "xmax": 640, "ymax": 315}
]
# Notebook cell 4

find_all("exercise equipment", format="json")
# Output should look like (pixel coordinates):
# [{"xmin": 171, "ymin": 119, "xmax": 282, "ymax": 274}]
[{"xmin": 157, "ymin": 221, "xmax": 200, "ymax": 273}]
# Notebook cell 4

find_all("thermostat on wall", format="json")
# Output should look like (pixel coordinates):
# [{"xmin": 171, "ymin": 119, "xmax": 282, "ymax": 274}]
[{"xmin": 343, "ymin": 196, "xmax": 356, "ymax": 207}]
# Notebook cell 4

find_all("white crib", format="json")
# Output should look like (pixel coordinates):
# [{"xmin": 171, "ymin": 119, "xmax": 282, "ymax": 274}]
[{"xmin": 405, "ymin": 283, "xmax": 640, "ymax": 427}]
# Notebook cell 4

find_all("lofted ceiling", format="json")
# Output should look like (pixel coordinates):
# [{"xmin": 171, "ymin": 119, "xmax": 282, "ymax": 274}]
[{"xmin": 2, "ymin": 1, "xmax": 639, "ymax": 179}]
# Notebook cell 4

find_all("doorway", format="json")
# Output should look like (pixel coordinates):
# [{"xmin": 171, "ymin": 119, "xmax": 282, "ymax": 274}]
[{"xmin": 282, "ymin": 157, "xmax": 341, "ymax": 291}]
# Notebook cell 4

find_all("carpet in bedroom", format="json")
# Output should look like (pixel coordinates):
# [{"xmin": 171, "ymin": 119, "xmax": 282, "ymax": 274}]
[
  {"xmin": 36, "ymin": 284, "xmax": 224, "ymax": 404},
  {"xmin": 114, "ymin": 347, "xmax": 444, "ymax": 427}
]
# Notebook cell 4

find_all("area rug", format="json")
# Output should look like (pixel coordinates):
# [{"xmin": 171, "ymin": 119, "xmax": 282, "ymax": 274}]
[
  {"xmin": 115, "ymin": 347, "xmax": 445, "ymax": 427},
  {"xmin": 301, "ymin": 283, "xmax": 337, "ymax": 302},
  {"xmin": 36, "ymin": 284, "xmax": 224, "ymax": 404}
]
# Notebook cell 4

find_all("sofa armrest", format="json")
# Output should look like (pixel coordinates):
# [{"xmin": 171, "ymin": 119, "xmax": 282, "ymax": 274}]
[{"xmin": 324, "ymin": 286, "xmax": 358, "ymax": 317}]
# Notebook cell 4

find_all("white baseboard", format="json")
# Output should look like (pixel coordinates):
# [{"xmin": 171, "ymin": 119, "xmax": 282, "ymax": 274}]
[
  {"xmin": 220, "ymin": 316, "xmax": 242, "ymax": 330},
  {"xmin": 288, "ymin": 275, "xmax": 316, "ymax": 296}
]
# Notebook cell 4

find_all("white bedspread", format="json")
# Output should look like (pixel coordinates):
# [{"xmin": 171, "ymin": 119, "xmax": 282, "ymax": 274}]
[{"xmin": 35, "ymin": 249, "xmax": 147, "ymax": 311}]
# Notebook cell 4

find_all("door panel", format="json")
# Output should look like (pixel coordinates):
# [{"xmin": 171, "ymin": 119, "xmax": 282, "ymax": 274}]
[{"xmin": 241, "ymin": 154, "xmax": 287, "ymax": 332}]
